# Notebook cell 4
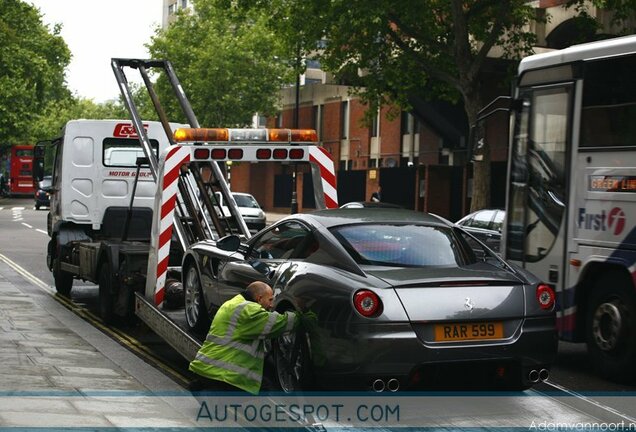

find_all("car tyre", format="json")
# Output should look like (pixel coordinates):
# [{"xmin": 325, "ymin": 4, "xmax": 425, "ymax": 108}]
[
  {"xmin": 184, "ymin": 264, "xmax": 210, "ymax": 334},
  {"xmin": 53, "ymin": 257, "xmax": 73, "ymax": 297},
  {"xmin": 98, "ymin": 262, "xmax": 116, "ymax": 325},
  {"xmin": 273, "ymin": 325, "xmax": 314, "ymax": 392},
  {"xmin": 35, "ymin": 203, "xmax": 40, "ymax": 210},
  {"xmin": 586, "ymin": 271, "xmax": 636, "ymax": 384}
]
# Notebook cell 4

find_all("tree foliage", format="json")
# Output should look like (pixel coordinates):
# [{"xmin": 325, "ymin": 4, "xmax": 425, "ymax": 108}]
[
  {"xmin": 567, "ymin": 0, "xmax": 636, "ymax": 37},
  {"xmin": 0, "ymin": 0, "xmax": 71, "ymax": 146},
  {"xmin": 146, "ymin": 0, "xmax": 293, "ymax": 127},
  {"xmin": 229, "ymin": 0, "xmax": 540, "ymax": 210}
]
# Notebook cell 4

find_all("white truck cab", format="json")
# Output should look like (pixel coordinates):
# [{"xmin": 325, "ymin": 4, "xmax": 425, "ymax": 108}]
[{"xmin": 50, "ymin": 119, "xmax": 185, "ymax": 233}]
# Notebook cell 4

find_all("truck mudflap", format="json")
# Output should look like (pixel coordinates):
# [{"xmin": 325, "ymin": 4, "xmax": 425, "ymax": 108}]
[{"xmin": 135, "ymin": 292, "xmax": 201, "ymax": 361}]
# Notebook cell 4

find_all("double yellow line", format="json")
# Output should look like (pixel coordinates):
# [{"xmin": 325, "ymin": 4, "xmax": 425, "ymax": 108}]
[{"xmin": 0, "ymin": 252, "xmax": 191, "ymax": 387}]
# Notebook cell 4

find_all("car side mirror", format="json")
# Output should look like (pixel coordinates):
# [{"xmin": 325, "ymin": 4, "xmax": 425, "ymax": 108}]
[
  {"xmin": 216, "ymin": 234, "xmax": 240, "ymax": 252},
  {"xmin": 32, "ymin": 142, "xmax": 48, "ymax": 183}
]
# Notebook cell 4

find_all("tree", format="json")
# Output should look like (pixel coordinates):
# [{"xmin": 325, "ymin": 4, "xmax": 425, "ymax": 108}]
[
  {"xmin": 30, "ymin": 98, "xmax": 123, "ymax": 141},
  {"xmin": 229, "ymin": 0, "xmax": 542, "ymax": 211},
  {"xmin": 146, "ymin": 0, "xmax": 293, "ymax": 127},
  {"xmin": 566, "ymin": 0, "xmax": 636, "ymax": 38},
  {"xmin": 0, "ymin": 0, "xmax": 71, "ymax": 146}
]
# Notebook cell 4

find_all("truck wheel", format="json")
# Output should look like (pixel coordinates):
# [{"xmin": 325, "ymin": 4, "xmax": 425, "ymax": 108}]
[
  {"xmin": 184, "ymin": 264, "xmax": 210, "ymax": 334},
  {"xmin": 586, "ymin": 271, "xmax": 636, "ymax": 383},
  {"xmin": 53, "ymin": 259, "xmax": 73, "ymax": 297},
  {"xmin": 98, "ymin": 262, "xmax": 115, "ymax": 325},
  {"xmin": 273, "ymin": 324, "xmax": 313, "ymax": 392}
]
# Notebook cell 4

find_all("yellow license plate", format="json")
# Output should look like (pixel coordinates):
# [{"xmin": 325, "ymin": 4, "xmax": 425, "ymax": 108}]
[{"xmin": 434, "ymin": 322, "xmax": 504, "ymax": 342}]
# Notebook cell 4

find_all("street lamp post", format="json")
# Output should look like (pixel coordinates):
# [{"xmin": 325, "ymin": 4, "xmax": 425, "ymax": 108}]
[{"xmin": 290, "ymin": 44, "xmax": 301, "ymax": 214}]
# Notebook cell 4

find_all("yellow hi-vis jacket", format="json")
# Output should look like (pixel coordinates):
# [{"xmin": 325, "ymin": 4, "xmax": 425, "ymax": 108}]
[{"xmin": 189, "ymin": 293, "xmax": 298, "ymax": 394}]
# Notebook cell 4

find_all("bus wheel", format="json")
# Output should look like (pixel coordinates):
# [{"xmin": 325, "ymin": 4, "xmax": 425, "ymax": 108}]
[
  {"xmin": 586, "ymin": 272, "xmax": 636, "ymax": 384},
  {"xmin": 53, "ymin": 258, "xmax": 73, "ymax": 297}
]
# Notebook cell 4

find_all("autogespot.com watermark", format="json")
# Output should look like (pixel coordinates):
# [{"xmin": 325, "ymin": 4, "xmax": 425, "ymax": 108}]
[
  {"xmin": 530, "ymin": 421, "xmax": 636, "ymax": 431},
  {"xmin": 2, "ymin": 392, "xmax": 636, "ymax": 428},
  {"xmin": 195, "ymin": 399, "xmax": 400, "ymax": 427}
]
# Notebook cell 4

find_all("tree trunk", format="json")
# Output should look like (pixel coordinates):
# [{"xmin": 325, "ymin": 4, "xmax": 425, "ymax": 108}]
[
  {"xmin": 463, "ymin": 90, "xmax": 491, "ymax": 213},
  {"xmin": 470, "ymin": 139, "xmax": 491, "ymax": 212}
]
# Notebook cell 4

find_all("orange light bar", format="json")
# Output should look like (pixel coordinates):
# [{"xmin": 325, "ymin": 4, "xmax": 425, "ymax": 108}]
[
  {"xmin": 290, "ymin": 129, "xmax": 318, "ymax": 142},
  {"xmin": 268, "ymin": 128, "xmax": 318, "ymax": 142},
  {"xmin": 174, "ymin": 128, "xmax": 229, "ymax": 142},
  {"xmin": 268, "ymin": 129, "xmax": 290, "ymax": 142}
]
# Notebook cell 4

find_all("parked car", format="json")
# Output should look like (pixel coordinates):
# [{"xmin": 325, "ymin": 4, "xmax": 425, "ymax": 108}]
[
  {"xmin": 182, "ymin": 208, "xmax": 557, "ymax": 391},
  {"xmin": 340, "ymin": 201, "xmax": 402, "ymax": 209},
  {"xmin": 456, "ymin": 209, "xmax": 505, "ymax": 252},
  {"xmin": 34, "ymin": 175, "xmax": 52, "ymax": 210},
  {"xmin": 213, "ymin": 191, "xmax": 266, "ymax": 231}
]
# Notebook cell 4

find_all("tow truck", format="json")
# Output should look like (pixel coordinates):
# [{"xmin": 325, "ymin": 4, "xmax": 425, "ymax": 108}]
[{"xmin": 33, "ymin": 59, "xmax": 338, "ymax": 362}]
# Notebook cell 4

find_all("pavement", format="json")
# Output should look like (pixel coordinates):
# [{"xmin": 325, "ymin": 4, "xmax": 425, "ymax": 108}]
[
  {"xmin": 266, "ymin": 211, "xmax": 291, "ymax": 224},
  {"xmin": 0, "ymin": 258, "xmax": 210, "ymax": 428}
]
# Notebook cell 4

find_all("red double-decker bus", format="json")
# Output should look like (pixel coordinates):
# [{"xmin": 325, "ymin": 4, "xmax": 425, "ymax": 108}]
[{"xmin": 8, "ymin": 145, "xmax": 35, "ymax": 196}]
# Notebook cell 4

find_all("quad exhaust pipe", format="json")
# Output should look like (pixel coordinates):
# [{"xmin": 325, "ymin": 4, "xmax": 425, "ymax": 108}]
[
  {"xmin": 528, "ymin": 369, "xmax": 550, "ymax": 383},
  {"xmin": 387, "ymin": 378, "xmax": 400, "ymax": 392},
  {"xmin": 372, "ymin": 378, "xmax": 400, "ymax": 392}
]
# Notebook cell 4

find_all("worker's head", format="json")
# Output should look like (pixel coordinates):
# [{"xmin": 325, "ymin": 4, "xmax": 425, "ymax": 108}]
[{"xmin": 247, "ymin": 281, "xmax": 274, "ymax": 311}]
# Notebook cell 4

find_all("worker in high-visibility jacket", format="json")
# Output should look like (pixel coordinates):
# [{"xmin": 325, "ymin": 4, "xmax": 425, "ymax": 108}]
[{"xmin": 189, "ymin": 280, "xmax": 298, "ymax": 394}]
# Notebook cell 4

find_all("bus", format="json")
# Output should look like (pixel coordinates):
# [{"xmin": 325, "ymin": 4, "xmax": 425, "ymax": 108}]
[
  {"xmin": 9, "ymin": 145, "xmax": 35, "ymax": 196},
  {"xmin": 501, "ymin": 35, "xmax": 636, "ymax": 383}
]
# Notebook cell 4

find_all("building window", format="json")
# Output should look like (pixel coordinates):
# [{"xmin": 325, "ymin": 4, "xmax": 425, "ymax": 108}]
[
  {"xmin": 401, "ymin": 111, "xmax": 415, "ymax": 135},
  {"xmin": 371, "ymin": 109, "xmax": 379, "ymax": 137},
  {"xmin": 341, "ymin": 101, "xmax": 349, "ymax": 139},
  {"xmin": 168, "ymin": 3, "xmax": 177, "ymax": 14},
  {"xmin": 180, "ymin": 0, "xmax": 188, "ymax": 8},
  {"xmin": 306, "ymin": 58, "xmax": 321, "ymax": 69}
]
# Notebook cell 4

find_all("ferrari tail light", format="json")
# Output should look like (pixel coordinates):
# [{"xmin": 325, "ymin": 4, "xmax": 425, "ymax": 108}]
[
  {"xmin": 353, "ymin": 289, "xmax": 382, "ymax": 317},
  {"xmin": 536, "ymin": 284, "xmax": 556, "ymax": 310}
]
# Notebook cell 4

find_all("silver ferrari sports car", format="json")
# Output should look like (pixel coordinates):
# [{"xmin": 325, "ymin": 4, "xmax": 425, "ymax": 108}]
[{"xmin": 181, "ymin": 208, "xmax": 557, "ymax": 391}]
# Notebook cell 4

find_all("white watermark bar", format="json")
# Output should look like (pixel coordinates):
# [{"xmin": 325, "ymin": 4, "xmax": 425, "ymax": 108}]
[{"xmin": 1, "ymin": 392, "xmax": 636, "ymax": 429}]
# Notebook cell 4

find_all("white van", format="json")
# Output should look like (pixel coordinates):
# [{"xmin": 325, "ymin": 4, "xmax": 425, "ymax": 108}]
[{"xmin": 214, "ymin": 191, "xmax": 266, "ymax": 231}]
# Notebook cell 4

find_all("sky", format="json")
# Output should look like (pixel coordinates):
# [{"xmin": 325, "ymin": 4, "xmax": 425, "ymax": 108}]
[{"xmin": 28, "ymin": 0, "xmax": 163, "ymax": 103}]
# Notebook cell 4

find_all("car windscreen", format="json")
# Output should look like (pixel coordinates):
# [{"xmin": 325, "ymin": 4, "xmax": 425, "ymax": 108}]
[
  {"xmin": 331, "ymin": 223, "xmax": 465, "ymax": 267},
  {"xmin": 233, "ymin": 194, "xmax": 259, "ymax": 208}
]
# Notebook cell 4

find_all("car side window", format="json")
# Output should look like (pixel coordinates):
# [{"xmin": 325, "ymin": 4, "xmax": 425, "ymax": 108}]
[
  {"xmin": 470, "ymin": 210, "xmax": 495, "ymax": 230},
  {"xmin": 492, "ymin": 210, "xmax": 505, "ymax": 233},
  {"xmin": 458, "ymin": 216, "xmax": 473, "ymax": 227},
  {"xmin": 250, "ymin": 221, "xmax": 310, "ymax": 260}
]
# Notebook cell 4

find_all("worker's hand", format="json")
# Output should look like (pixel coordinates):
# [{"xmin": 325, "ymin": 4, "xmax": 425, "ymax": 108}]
[{"xmin": 299, "ymin": 310, "xmax": 318, "ymax": 330}]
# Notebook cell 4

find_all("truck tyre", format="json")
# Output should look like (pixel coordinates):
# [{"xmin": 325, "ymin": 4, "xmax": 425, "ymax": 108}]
[
  {"xmin": 98, "ymin": 262, "xmax": 115, "ymax": 325},
  {"xmin": 53, "ymin": 258, "xmax": 73, "ymax": 297},
  {"xmin": 586, "ymin": 271, "xmax": 636, "ymax": 384},
  {"xmin": 184, "ymin": 264, "xmax": 210, "ymax": 334}
]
